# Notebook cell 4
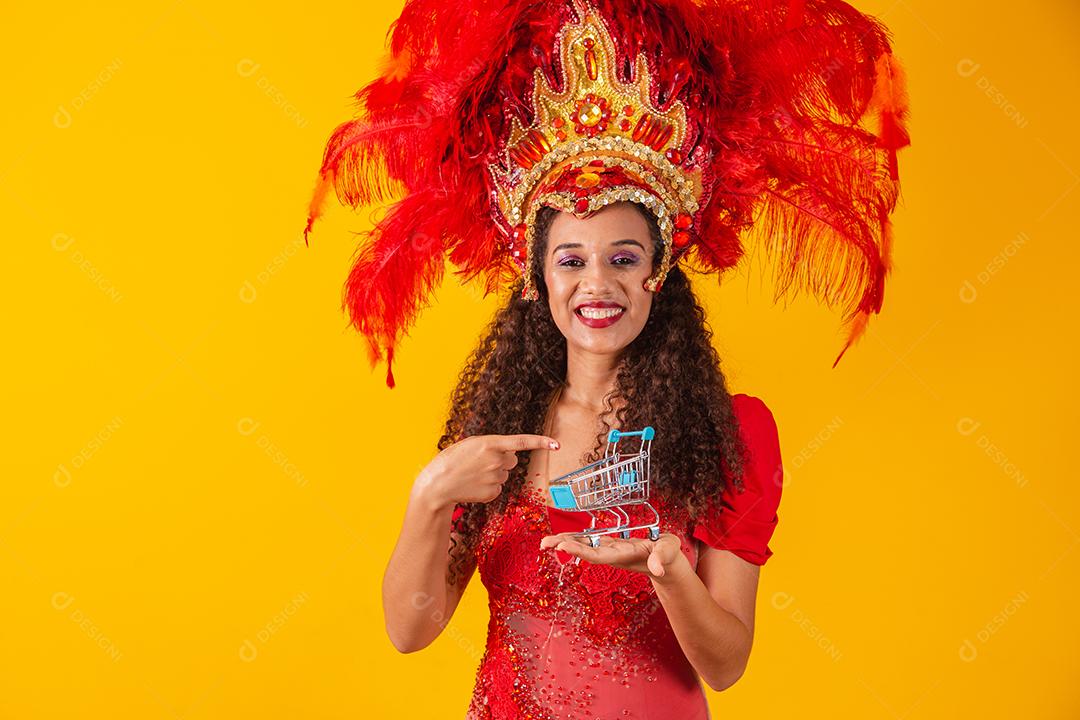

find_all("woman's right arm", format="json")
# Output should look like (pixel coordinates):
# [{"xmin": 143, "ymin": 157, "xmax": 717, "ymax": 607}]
[
  {"xmin": 381, "ymin": 472, "xmax": 476, "ymax": 653},
  {"xmin": 381, "ymin": 433, "xmax": 558, "ymax": 653}
]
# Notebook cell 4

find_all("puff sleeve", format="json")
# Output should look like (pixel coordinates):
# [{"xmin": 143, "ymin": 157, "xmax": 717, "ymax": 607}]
[{"xmin": 691, "ymin": 394, "xmax": 784, "ymax": 565}]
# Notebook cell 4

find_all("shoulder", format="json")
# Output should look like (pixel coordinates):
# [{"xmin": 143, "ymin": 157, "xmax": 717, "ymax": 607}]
[
  {"xmin": 727, "ymin": 392, "xmax": 783, "ymax": 497},
  {"xmin": 730, "ymin": 392, "xmax": 774, "ymax": 415},
  {"xmin": 690, "ymin": 392, "xmax": 784, "ymax": 565},
  {"xmin": 730, "ymin": 393, "xmax": 780, "ymax": 442}
]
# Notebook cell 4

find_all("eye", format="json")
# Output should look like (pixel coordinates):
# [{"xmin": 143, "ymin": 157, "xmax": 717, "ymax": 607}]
[
  {"xmin": 612, "ymin": 253, "xmax": 639, "ymax": 265},
  {"xmin": 556, "ymin": 256, "xmax": 584, "ymax": 267}
]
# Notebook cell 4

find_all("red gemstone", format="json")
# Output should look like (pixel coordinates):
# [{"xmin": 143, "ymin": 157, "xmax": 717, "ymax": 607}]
[
  {"xmin": 623, "ymin": 105, "xmax": 634, "ymax": 116},
  {"xmin": 653, "ymin": 125, "xmax": 674, "ymax": 149},
  {"xmin": 556, "ymin": 129, "xmax": 567, "ymax": 141},
  {"xmin": 588, "ymin": 158, "xmax": 605, "ymax": 167},
  {"xmin": 665, "ymin": 148, "xmax": 683, "ymax": 164},
  {"xmin": 673, "ymin": 230, "xmax": 691, "ymax": 248},
  {"xmin": 575, "ymin": 197, "xmax": 590, "ymax": 214},
  {"xmin": 584, "ymin": 48, "xmax": 598, "ymax": 81},
  {"xmin": 619, "ymin": 118, "xmax": 631, "ymax": 131},
  {"xmin": 674, "ymin": 213, "xmax": 692, "ymax": 229},
  {"xmin": 584, "ymin": 37, "xmax": 595, "ymax": 48},
  {"xmin": 553, "ymin": 116, "xmax": 565, "ymax": 128}
]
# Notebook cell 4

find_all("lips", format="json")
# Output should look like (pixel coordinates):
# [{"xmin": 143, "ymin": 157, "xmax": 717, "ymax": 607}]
[{"xmin": 574, "ymin": 301, "xmax": 625, "ymax": 328}]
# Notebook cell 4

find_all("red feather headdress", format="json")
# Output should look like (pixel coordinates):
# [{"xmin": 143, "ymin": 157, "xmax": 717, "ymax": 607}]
[{"xmin": 304, "ymin": 0, "xmax": 911, "ymax": 388}]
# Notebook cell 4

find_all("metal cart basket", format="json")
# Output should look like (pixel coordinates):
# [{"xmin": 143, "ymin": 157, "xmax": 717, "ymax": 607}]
[{"xmin": 548, "ymin": 427, "xmax": 660, "ymax": 547}]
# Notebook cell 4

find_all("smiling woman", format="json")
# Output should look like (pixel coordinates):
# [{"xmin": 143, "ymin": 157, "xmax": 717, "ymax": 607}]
[
  {"xmin": 541, "ymin": 203, "xmax": 658, "ymax": 349},
  {"xmin": 413, "ymin": 196, "xmax": 781, "ymax": 716},
  {"xmin": 303, "ymin": 0, "xmax": 909, "ymax": 715}
]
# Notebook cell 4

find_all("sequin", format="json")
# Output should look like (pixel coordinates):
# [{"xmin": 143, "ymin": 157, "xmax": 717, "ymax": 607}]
[{"xmin": 462, "ymin": 486, "xmax": 712, "ymax": 719}]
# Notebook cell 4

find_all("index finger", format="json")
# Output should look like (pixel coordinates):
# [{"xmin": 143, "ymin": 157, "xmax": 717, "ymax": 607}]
[{"xmin": 492, "ymin": 434, "xmax": 560, "ymax": 452}]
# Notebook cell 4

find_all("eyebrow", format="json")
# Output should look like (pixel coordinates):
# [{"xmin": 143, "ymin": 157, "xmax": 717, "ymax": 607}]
[{"xmin": 551, "ymin": 239, "xmax": 647, "ymax": 254}]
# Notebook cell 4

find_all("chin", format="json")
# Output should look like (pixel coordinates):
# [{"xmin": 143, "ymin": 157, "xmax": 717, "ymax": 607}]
[{"xmin": 570, "ymin": 330, "xmax": 638, "ymax": 355}]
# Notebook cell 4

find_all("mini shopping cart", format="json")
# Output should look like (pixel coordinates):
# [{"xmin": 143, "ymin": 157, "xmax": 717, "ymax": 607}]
[{"xmin": 548, "ymin": 427, "xmax": 661, "ymax": 547}]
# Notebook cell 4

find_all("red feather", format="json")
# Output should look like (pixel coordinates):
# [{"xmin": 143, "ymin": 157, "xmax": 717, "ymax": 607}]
[{"xmin": 304, "ymin": 0, "xmax": 911, "ymax": 384}]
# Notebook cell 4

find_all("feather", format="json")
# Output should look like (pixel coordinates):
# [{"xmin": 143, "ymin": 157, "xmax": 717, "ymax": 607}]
[
  {"xmin": 870, "ymin": 52, "xmax": 912, "ymax": 180},
  {"xmin": 303, "ymin": 0, "xmax": 911, "ymax": 382},
  {"xmin": 341, "ymin": 190, "xmax": 447, "ymax": 387}
]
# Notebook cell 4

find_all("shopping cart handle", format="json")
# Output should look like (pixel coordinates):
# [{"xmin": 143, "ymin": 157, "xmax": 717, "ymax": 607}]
[
  {"xmin": 549, "ymin": 486, "xmax": 578, "ymax": 510},
  {"xmin": 607, "ymin": 426, "xmax": 655, "ymax": 443}
]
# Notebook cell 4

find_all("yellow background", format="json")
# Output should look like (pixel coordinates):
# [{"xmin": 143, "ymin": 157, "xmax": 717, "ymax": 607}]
[{"xmin": 3, "ymin": 1, "xmax": 1077, "ymax": 717}]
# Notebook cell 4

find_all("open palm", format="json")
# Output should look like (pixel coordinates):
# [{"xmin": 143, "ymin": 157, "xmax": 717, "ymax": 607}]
[{"xmin": 540, "ymin": 531, "xmax": 684, "ymax": 578}]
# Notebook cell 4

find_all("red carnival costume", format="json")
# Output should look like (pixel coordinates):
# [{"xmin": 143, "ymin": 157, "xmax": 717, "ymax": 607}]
[
  {"xmin": 447, "ymin": 393, "xmax": 783, "ymax": 719},
  {"xmin": 304, "ymin": 0, "xmax": 908, "ymax": 716}
]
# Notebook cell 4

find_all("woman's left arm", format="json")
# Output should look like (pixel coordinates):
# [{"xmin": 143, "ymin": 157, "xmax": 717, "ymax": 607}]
[
  {"xmin": 649, "ymin": 542, "xmax": 760, "ymax": 692},
  {"xmin": 540, "ymin": 531, "xmax": 763, "ymax": 691}
]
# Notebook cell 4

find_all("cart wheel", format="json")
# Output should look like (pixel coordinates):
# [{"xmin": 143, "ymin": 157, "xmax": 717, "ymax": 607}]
[
  {"xmin": 588, "ymin": 535, "xmax": 600, "ymax": 548},
  {"xmin": 619, "ymin": 530, "xmax": 631, "ymax": 539},
  {"xmin": 648, "ymin": 527, "xmax": 660, "ymax": 541}
]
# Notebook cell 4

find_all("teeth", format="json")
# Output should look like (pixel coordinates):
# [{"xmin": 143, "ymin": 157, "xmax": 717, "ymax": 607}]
[{"xmin": 578, "ymin": 307, "xmax": 624, "ymax": 319}]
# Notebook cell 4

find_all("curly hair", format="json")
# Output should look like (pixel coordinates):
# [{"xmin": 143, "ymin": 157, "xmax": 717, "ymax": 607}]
[{"xmin": 437, "ymin": 202, "xmax": 747, "ymax": 588}]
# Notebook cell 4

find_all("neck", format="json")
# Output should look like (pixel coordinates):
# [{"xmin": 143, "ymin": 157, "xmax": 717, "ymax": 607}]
[{"xmin": 561, "ymin": 346, "xmax": 620, "ymax": 413}]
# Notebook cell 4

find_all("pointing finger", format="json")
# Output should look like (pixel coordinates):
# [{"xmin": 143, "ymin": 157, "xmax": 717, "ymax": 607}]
[{"xmin": 496, "ymin": 434, "xmax": 560, "ymax": 452}]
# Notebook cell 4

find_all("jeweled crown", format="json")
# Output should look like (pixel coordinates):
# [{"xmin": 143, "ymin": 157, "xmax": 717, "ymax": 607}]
[{"xmin": 488, "ymin": 8, "xmax": 704, "ymax": 299}]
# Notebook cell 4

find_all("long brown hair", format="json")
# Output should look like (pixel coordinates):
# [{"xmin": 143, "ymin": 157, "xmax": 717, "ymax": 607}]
[{"xmin": 438, "ymin": 203, "xmax": 747, "ymax": 587}]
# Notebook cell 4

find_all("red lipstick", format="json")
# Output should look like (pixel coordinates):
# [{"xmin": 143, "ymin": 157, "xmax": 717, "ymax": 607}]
[{"xmin": 574, "ymin": 301, "xmax": 626, "ymax": 329}]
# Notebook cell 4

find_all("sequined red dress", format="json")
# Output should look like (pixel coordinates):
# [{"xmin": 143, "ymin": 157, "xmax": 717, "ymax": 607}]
[{"xmin": 451, "ymin": 393, "xmax": 783, "ymax": 720}]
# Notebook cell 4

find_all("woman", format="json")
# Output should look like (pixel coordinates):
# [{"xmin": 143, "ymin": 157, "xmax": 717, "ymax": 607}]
[
  {"xmin": 384, "ymin": 199, "xmax": 784, "ymax": 718},
  {"xmin": 302, "ymin": 0, "xmax": 908, "ymax": 716}
]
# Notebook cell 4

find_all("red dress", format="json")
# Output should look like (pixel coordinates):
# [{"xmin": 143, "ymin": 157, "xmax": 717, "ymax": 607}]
[{"xmin": 450, "ymin": 394, "xmax": 783, "ymax": 719}]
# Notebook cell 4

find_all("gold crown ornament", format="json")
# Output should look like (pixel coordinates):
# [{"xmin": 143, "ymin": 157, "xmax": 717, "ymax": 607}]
[{"xmin": 489, "ymin": 9, "xmax": 703, "ymax": 300}]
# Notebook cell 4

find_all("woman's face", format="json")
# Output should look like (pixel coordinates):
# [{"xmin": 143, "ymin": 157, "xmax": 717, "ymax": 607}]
[{"xmin": 542, "ymin": 202, "xmax": 656, "ymax": 357}]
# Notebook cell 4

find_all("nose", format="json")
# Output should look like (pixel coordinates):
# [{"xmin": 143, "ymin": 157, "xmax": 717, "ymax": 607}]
[{"xmin": 578, "ymin": 252, "xmax": 616, "ymax": 294}]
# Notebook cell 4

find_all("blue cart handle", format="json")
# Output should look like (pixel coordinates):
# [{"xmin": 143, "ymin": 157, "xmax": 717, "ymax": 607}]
[{"xmin": 607, "ymin": 426, "xmax": 655, "ymax": 443}]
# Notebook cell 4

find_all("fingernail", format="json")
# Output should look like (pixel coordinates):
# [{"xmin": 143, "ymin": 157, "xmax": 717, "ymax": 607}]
[{"xmin": 549, "ymin": 440, "xmax": 559, "ymax": 449}]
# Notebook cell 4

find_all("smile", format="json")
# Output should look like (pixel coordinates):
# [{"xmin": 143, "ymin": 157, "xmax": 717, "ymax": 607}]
[{"xmin": 574, "ymin": 305, "xmax": 625, "ymax": 328}]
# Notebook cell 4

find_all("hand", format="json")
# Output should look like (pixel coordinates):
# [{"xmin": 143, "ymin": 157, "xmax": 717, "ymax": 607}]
[
  {"xmin": 414, "ymin": 433, "xmax": 560, "ymax": 510},
  {"xmin": 539, "ymin": 531, "xmax": 686, "ymax": 579}
]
